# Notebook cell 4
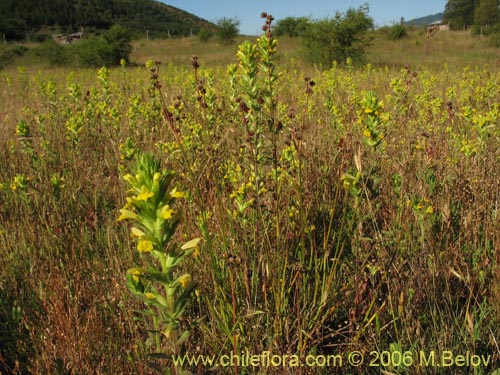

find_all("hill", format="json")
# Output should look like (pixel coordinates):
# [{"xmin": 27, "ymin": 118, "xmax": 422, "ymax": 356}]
[
  {"xmin": 406, "ymin": 12, "xmax": 444, "ymax": 26},
  {"xmin": 0, "ymin": 0, "xmax": 216, "ymax": 40}
]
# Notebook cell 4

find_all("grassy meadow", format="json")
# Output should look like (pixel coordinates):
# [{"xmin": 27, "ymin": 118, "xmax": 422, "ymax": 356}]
[{"xmin": 1, "ymin": 27, "xmax": 500, "ymax": 374}]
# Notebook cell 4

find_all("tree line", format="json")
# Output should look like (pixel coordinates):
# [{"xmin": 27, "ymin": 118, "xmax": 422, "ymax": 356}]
[
  {"xmin": 444, "ymin": 0, "xmax": 500, "ymax": 33},
  {"xmin": 0, "ymin": 0, "xmax": 214, "ymax": 40}
]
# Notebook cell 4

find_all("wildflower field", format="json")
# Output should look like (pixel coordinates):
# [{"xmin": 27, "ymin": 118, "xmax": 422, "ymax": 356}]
[{"xmin": 1, "ymin": 25, "xmax": 500, "ymax": 375}]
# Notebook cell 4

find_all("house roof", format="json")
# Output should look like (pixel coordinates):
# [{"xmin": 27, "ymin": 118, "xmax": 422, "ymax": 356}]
[{"xmin": 429, "ymin": 20, "xmax": 444, "ymax": 26}]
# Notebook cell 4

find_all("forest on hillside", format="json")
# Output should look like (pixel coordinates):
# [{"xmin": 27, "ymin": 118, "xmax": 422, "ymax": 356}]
[{"xmin": 0, "ymin": 0, "xmax": 214, "ymax": 39}]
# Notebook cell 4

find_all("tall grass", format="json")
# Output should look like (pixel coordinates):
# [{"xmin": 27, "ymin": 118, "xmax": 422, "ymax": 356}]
[{"xmin": 0, "ymin": 25, "xmax": 499, "ymax": 375}]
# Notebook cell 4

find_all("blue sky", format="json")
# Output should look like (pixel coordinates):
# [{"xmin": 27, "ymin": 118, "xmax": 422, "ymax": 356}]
[{"xmin": 161, "ymin": 1, "xmax": 447, "ymax": 35}]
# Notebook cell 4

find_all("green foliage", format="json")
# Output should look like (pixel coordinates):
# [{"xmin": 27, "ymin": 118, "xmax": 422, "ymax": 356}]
[
  {"xmin": 31, "ymin": 39, "xmax": 67, "ymax": 65},
  {"xmin": 0, "ymin": 45, "xmax": 29, "ymax": 69},
  {"xmin": 0, "ymin": 0, "xmax": 216, "ymax": 40},
  {"xmin": 389, "ymin": 24, "xmax": 409, "ymax": 40},
  {"xmin": 474, "ymin": 0, "xmax": 500, "ymax": 33},
  {"xmin": 197, "ymin": 28, "xmax": 213, "ymax": 43},
  {"xmin": 274, "ymin": 16, "xmax": 310, "ymax": 37},
  {"xmin": 68, "ymin": 25, "xmax": 132, "ymax": 67},
  {"xmin": 487, "ymin": 27, "xmax": 500, "ymax": 45},
  {"xmin": 301, "ymin": 5, "xmax": 374, "ymax": 67},
  {"xmin": 444, "ymin": 0, "xmax": 479, "ymax": 29},
  {"xmin": 119, "ymin": 152, "xmax": 199, "ymax": 364},
  {"xmin": 0, "ymin": 18, "xmax": 26, "ymax": 40},
  {"xmin": 215, "ymin": 17, "xmax": 240, "ymax": 44}
]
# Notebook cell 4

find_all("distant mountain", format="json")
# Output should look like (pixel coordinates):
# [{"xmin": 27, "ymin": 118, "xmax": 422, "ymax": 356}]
[
  {"xmin": 406, "ymin": 13, "xmax": 444, "ymax": 26},
  {"xmin": 0, "ymin": 0, "xmax": 216, "ymax": 40}
]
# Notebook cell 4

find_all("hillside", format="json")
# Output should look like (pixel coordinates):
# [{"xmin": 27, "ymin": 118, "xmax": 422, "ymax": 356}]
[
  {"xmin": 0, "ymin": 0, "xmax": 216, "ymax": 40},
  {"xmin": 406, "ymin": 12, "xmax": 444, "ymax": 26}
]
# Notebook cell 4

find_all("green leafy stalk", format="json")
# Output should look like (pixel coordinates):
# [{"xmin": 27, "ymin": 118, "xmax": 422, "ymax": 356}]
[{"xmin": 118, "ymin": 152, "xmax": 200, "ymax": 373}]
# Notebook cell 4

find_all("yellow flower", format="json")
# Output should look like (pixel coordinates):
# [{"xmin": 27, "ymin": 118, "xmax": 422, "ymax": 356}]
[
  {"xmin": 144, "ymin": 292, "xmax": 155, "ymax": 300},
  {"xmin": 123, "ymin": 174, "xmax": 135, "ymax": 183},
  {"xmin": 159, "ymin": 204, "xmax": 174, "ymax": 219},
  {"xmin": 162, "ymin": 326, "xmax": 173, "ymax": 339},
  {"xmin": 182, "ymin": 240, "xmax": 201, "ymax": 257},
  {"xmin": 169, "ymin": 187, "xmax": 186, "ymax": 198},
  {"xmin": 153, "ymin": 172, "xmax": 161, "ymax": 184},
  {"xmin": 363, "ymin": 128, "xmax": 372, "ymax": 138},
  {"xmin": 136, "ymin": 188, "xmax": 154, "ymax": 201},
  {"xmin": 128, "ymin": 268, "xmax": 144, "ymax": 282},
  {"xmin": 137, "ymin": 239, "xmax": 153, "ymax": 252},
  {"xmin": 425, "ymin": 206, "xmax": 434, "ymax": 214},
  {"xmin": 177, "ymin": 274, "xmax": 191, "ymax": 289},
  {"xmin": 131, "ymin": 227, "xmax": 146, "ymax": 238},
  {"xmin": 117, "ymin": 208, "xmax": 138, "ymax": 221}
]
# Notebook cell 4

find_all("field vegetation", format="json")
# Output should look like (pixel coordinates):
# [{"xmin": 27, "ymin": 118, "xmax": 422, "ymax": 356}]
[{"xmin": 1, "ymin": 15, "xmax": 500, "ymax": 375}]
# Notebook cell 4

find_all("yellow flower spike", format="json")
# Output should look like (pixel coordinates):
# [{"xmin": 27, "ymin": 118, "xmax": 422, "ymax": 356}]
[
  {"xmin": 159, "ymin": 204, "xmax": 174, "ymax": 220},
  {"xmin": 137, "ymin": 239, "xmax": 154, "ymax": 252},
  {"xmin": 117, "ymin": 208, "xmax": 138, "ymax": 221},
  {"xmin": 177, "ymin": 274, "xmax": 191, "ymax": 289}
]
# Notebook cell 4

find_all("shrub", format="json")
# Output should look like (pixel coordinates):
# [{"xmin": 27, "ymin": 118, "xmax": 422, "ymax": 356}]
[
  {"xmin": 197, "ymin": 28, "xmax": 213, "ymax": 43},
  {"xmin": 68, "ymin": 25, "xmax": 132, "ymax": 67},
  {"xmin": 32, "ymin": 40, "xmax": 67, "ymax": 66},
  {"xmin": 389, "ymin": 24, "xmax": 408, "ymax": 41},
  {"xmin": 215, "ymin": 17, "xmax": 240, "ymax": 44},
  {"xmin": 301, "ymin": 5, "xmax": 373, "ymax": 67},
  {"xmin": 0, "ymin": 45, "xmax": 29, "ymax": 69},
  {"xmin": 274, "ymin": 16, "xmax": 310, "ymax": 37}
]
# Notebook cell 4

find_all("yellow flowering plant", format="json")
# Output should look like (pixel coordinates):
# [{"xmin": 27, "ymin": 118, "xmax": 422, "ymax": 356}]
[
  {"xmin": 361, "ymin": 91, "xmax": 386, "ymax": 150},
  {"xmin": 118, "ymin": 152, "xmax": 200, "ymax": 369}
]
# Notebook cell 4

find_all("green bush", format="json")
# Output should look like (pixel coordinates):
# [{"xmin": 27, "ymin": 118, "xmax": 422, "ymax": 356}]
[
  {"xmin": 301, "ymin": 6, "xmax": 373, "ymax": 67},
  {"xmin": 32, "ymin": 40, "xmax": 67, "ymax": 65},
  {"xmin": 215, "ymin": 17, "xmax": 240, "ymax": 44},
  {"xmin": 389, "ymin": 24, "xmax": 408, "ymax": 41},
  {"xmin": 0, "ymin": 45, "xmax": 29, "ymax": 69},
  {"xmin": 68, "ymin": 25, "xmax": 132, "ymax": 67},
  {"xmin": 274, "ymin": 16, "xmax": 310, "ymax": 37},
  {"xmin": 197, "ymin": 28, "xmax": 213, "ymax": 43}
]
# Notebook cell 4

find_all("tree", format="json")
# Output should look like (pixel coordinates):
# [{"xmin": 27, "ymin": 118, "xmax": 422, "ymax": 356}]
[
  {"xmin": 301, "ymin": 6, "xmax": 373, "ymax": 67},
  {"xmin": 215, "ymin": 17, "xmax": 240, "ymax": 44},
  {"xmin": 274, "ymin": 16, "xmax": 310, "ymax": 37},
  {"xmin": 444, "ymin": 0, "xmax": 479, "ymax": 29},
  {"xmin": 474, "ymin": 0, "xmax": 500, "ymax": 31}
]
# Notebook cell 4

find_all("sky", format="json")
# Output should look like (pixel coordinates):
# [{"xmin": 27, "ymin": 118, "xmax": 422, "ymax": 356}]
[{"xmin": 161, "ymin": 1, "xmax": 448, "ymax": 35}]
